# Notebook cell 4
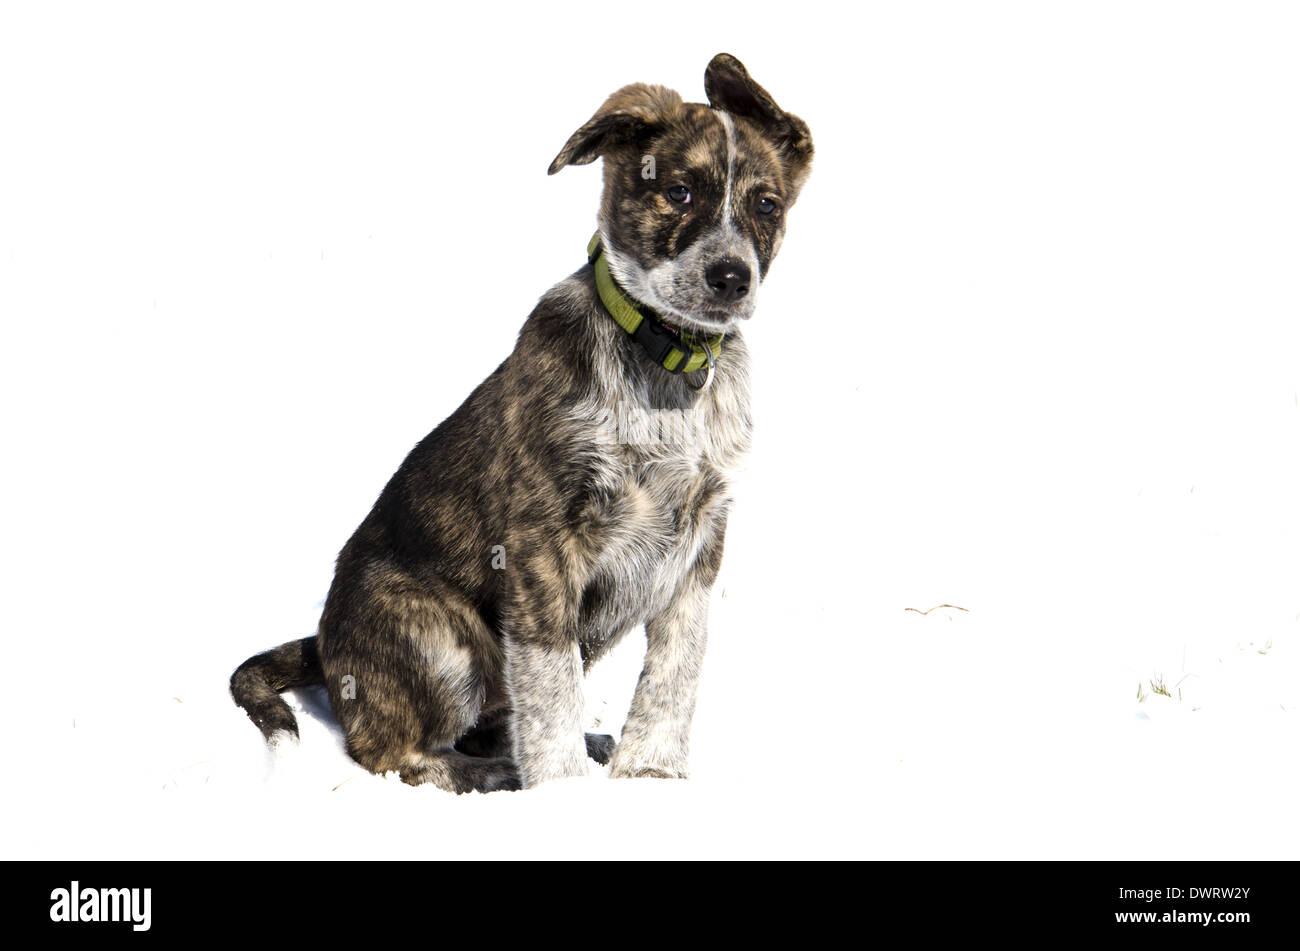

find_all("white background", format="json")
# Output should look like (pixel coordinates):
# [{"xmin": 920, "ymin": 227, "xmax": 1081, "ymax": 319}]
[{"xmin": 2, "ymin": 1, "xmax": 1297, "ymax": 858}]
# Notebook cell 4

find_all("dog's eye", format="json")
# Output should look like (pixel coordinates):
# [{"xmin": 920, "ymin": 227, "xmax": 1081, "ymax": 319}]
[
  {"xmin": 756, "ymin": 196, "xmax": 779, "ymax": 216},
  {"xmin": 667, "ymin": 185, "xmax": 691, "ymax": 204}
]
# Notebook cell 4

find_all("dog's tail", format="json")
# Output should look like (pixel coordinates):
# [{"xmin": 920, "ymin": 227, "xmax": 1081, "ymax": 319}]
[{"xmin": 230, "ymin": 636, "xmax": 323, "ymax": 745}]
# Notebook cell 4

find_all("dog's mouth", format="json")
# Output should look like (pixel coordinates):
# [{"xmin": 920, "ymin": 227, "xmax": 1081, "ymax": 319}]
[
  {"xmin": 654, "ymin": 279, "xmax": 758, "ymax": 332},
  {"xmin": 662, "ymin": 314, "xmax": 728, "ymax": 335},
  {"xmin": 664, "ymin": 310, "xmax": 744, "ymax": 335}
]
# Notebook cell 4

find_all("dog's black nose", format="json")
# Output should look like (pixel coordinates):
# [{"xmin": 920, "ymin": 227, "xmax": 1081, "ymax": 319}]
[{"xmin": 705, "ymin": 260, "xmax": 751, "ymax": 301}]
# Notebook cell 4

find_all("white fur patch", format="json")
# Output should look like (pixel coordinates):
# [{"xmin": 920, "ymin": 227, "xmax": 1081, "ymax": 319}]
[
  {"xmin": 266, "ymin": 728, "xmax": 299, "ymax": 759},
  {"xmin": 716, "ymin": 110, "xmax": 738, "ymax": 228}
]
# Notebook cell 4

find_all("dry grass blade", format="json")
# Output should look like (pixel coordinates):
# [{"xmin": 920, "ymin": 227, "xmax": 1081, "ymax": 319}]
[{"xmin": 904, "ymin": 604, "xmax": 970, "ymax": 616}]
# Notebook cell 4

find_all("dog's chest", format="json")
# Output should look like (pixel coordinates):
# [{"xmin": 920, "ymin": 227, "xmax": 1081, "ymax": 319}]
[{"xmin": 573, "ymin": 377, "xmax": 748, "ymax": 645}]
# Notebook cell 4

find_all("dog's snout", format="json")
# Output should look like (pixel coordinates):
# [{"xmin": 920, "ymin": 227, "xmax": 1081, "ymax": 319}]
[{"xmin": 704, "ymin": 260, "xmax": 751, "ymax": 302}]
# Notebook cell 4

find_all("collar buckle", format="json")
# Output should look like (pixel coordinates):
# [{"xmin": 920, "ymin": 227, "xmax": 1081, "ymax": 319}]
[{"xmin": 631, "ymin": 316, "xmax": 683, "ymax": 367}]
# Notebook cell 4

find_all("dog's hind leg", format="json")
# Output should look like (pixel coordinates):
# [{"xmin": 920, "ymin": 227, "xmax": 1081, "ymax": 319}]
[
  {"xmin": 332, "ymin": 659, "xmax": 520, "ymax": 793},
  {"xmin": 394, "ymin": 749, "xmax": 520, "ymax": 793},
  {"xmin": 346, "ymin": 726, "xmax": 520, "ymax": 793},
  {"xmin": 320, "ymin": 568, "xmax": 518, "ymax": 793}
]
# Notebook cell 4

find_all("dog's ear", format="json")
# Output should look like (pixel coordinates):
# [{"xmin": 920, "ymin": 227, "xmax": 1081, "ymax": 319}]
[
  {"xmin": 704, "ymin": 53, "xmax": 813, "ymax": 196},
  {"xmin": 548, "ymin": 83, "xmax": 683, "ymax": 175}
]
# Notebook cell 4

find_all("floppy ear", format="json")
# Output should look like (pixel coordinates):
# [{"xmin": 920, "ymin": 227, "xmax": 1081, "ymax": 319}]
[
  {"xmin": 704, "ymin": 53, "xmax": 813, "ymax": 194},
  {"xmin": 548, "ymin": 83, "xmax": 684, "ymax": 175}
]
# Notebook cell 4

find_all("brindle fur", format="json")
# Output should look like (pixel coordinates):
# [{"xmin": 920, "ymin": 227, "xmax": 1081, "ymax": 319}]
[{"xmin": 230, "ymin": 54, "xmax": 812, "ymax": 792}]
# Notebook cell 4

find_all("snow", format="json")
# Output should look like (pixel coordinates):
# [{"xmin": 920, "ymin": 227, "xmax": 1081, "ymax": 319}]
[{"xmin": 2, "ymin": 1, "xmax": 1298, "ymax": 858}]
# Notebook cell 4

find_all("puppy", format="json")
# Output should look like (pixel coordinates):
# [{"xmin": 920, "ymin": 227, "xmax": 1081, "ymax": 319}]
[{"xmin": 231, "ymin": 53, "xmax": 812, "ymax": 792}]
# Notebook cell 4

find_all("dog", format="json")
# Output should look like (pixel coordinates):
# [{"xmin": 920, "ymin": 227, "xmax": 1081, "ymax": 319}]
[{"xmin": 230, "ymin": 53, "xmax": 812, "ymax": 792}]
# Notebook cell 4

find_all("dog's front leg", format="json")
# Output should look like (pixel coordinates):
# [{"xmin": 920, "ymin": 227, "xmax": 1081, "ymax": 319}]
[
  {"xmin": 609, "ymin": 525, "xmax": 726, "ymax": 780},
  {"xmin": 505, "ymin": 583, "xmax": 589, "ymax": 788}
]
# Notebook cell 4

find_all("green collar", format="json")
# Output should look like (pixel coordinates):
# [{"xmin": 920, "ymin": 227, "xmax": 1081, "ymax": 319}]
[{"xmin": 587, "ymin": 233, "xmax": 724, "ymax": 377}]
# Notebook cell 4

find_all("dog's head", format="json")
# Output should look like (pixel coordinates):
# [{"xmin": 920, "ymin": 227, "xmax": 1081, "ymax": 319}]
[{"xmin": 549, "ymin": 54, "xmax": 813, "ymax": 334}]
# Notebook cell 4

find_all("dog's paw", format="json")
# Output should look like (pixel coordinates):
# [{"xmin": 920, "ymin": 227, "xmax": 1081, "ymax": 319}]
[
  {"xmin": 468, "ymin": 758, "xmax": 523, "ymax": 794},
  {"xmin": 610, "ymin": 765, "xmax": 687, "ymax": 780},
  {"xmin": 607, "ymin": 751, "xmax": 687, "ymax": 780},
  {"xmin": 584, "ymin": 732, "xmax": 617, "ymax": 765}
]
